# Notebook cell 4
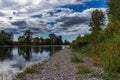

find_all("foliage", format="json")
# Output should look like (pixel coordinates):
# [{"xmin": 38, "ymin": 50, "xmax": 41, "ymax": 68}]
[
  {"xmin": 23, "ymin": 30, "xmax": 33, "ymax": 44},
  {"xmin": 0, "ymin": 30, "xmax": 13, "ymax": 45},
  {"xmin": 17, "ymin": 32, "xmax": 66, "ymax": 45},
  {"xmin": 24, "ymin": 67, "xmax": 36, "ymax": 73},
  {"xmin": 89, "ymin": 10, "xmax": 105, "ymax": 34},
  {"xmin": 48, "ymin": 33, "xmax": 63, "ymax": 45},
  {"xmin": 70, "ymin": 2, "xmax": 120, "ymax": 78},
  {"xmin": 71, "ymin": 54, "xmax": 84, "ymax": 63},
  {"xmin": 77, "ymin": 64, "xmax": 93, "ymax": 74},
  {"xmin": 107, "ymin": 0, "xmax": 120, "ymax": 22},
  {"xmin": 64, "ymin": 39, "xmax": 70, "ymax": 45}
]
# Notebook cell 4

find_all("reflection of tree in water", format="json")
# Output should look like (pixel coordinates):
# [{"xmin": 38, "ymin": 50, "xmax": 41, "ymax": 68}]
[
  {"xmin": 17, "ymin": 46, "xmax": 63, "ymax": 61},
  {"xmin": 49, "ymin": 46, "xmax": 62, "ymax": 56},
  {"xmin": 0, "ymin": 47, "xmax": 13, "ymax": 61},
  {"xmin": 33, "ymin": 47, "xmax": 40, "ymax": 54},
  {"xmin": 40, "ymin": 46, "xmax": 62, "ymax": 56},
  {"xmin": 18, "ymin": 46, "xmax": 32, "ymax": 61},
  {"xmin": 32, "ymin": 46, "xmax": 62, "ymax": 56}
]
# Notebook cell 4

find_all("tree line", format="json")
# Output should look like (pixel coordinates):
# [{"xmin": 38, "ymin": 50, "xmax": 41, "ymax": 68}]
[{"xmin": 0, "ymin": 30, "xmax": 70, "ymax": 45}]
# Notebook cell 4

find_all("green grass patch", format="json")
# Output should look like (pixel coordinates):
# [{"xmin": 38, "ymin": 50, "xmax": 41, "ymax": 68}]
[
  {"xmin": 77, "ymin": 65, "xmax": 93, "ymax": 74},
  {"xmin": 24, "ymin": 67, "xmax": 36, "ymax": 73},
  {"xmin": 71, "ymin": 55, "xmax": 84, "ymax": 63}
]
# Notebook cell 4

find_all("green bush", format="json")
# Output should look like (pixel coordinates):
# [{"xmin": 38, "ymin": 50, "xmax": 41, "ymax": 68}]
[{"xmin": 24, "ymin": 67, "xmax": 36, "ymax": 73}]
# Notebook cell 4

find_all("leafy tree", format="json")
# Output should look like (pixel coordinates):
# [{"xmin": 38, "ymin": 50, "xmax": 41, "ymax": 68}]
[
  {"xmin": 49, "ymin": 33, "xmax": 63, "ymax": 45},
  {"xmin": 32, "ymin": 37, "xmax": 40, "ymax": 44},
  {"xmin": 39, "ymin": 37, "xmax": 44, "ymax": 45},
  {"xmin": 89, "ymin": 10, "xmax": 105, "ymax": 33},
  {"xmin": 64, "ymin": 39, "xmax": 70, "ymax": 45},
  {"xmin": 18, "ymin": 36, "xmax": 25, "ymax": 43},
  {"xmin": 0, "ymin": 30, "xmax": 13, "ymax": 45},
  {"xmin": 107, "ymin": 0, "xmax": 120, "ymax": 22},
  {"xmin": 23, "ymin": 30, "xmax": 33, "ymax": 45},
  {"xmin": 105, "ymin": 0, "xmax": 120, "ymax": 36},
  {"xmin": 56, "ymin": 35, "xmax": 63, "ymax": 45},
  {"xmin": 49, "ymin": 33, "xmax": 56, "ymax": 45}
]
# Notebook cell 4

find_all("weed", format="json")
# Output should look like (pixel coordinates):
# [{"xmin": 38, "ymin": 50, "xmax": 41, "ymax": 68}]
[{"xmin": 77, "ymin": 65, "xmax": 93, "ymax": 74}]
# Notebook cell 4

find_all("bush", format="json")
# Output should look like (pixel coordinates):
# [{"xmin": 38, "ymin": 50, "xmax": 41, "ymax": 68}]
[{"xmin": 24, "ymin": 67, "xmax": 36, "ymax": 73}]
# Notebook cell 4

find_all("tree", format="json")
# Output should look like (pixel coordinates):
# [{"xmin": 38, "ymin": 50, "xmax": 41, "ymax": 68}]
[
  {"xmin": 32, "ymin": 37, "xmax": 40, "ymax": 45},
  {"xmin": 56, "ymin": 35, "xmax": 63, "ymax": 45},
  {"xmin": 0, "ymin": 30, "xmax": 13, "ymax": 45},
  {"xmin": 64, "ymin": 39, "xmax": 70, "ymax": 45},
  {"xmin": 49, "ymin": 33, "xmax": 56, "ymax": 45},
  {"xmin": 18, "ymin": 36, "xmax": 25, "ymax": 43},
  {"xmin": 107, "ymin": 0, "xmax": 120, "ymax": 22},
  {"xmin": 23, "ymin": 30, "xmax": 32, "ymax": 45},
  {"xmin": 89, "ymin": 10, "xmax": 105, "ymax": 33}
]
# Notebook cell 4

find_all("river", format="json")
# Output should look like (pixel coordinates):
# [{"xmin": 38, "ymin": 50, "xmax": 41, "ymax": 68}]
[{"xmin": 0, "ymin": 45, "xmax": 68, "ymax": 80}]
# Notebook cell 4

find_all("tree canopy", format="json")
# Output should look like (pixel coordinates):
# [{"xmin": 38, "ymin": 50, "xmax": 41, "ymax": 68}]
[
  {"xmin": 89, "ymin": 10, "xmax": 105, "ymax": 33},
  {"xmin": 107, "ymin": 0, "xmax": 120, "ymax": 22}
]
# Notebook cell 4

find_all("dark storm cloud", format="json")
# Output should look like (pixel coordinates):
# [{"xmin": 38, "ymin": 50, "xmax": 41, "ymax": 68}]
[
  {"xmin": 10, "ymin": 20, "xmax": 46, "ymax": 34},
  {"xmin": 55, "ymin": 15, "xmax": 90, "ymax": 27},
  {"xmin": 11, "ymin": 21, "xmax": 27, "ymax": 27},
  {"xmin": 4, "ymin": 28, "xmax": 19, "ymax": 34}
]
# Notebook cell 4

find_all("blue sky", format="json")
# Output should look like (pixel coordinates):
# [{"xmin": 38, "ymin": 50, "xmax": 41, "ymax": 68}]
[{"xmin": 0, "ymin": 0, "xmax": 107, "ymax": 41}]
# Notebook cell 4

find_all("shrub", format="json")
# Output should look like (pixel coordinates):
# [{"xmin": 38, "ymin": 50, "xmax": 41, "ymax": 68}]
[{"xmin": 24, "ymin": 67, "xmax": 36, "ymax": 73}]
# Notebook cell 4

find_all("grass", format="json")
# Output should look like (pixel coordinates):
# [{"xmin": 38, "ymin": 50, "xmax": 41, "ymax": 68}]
[
  {"xmin": 70, "ymin": 23, "xmax": 120, "ymax": 80},
  {"xmin": 91, "ymin": 70, "xmax": 104, "ymax": 78},
  {"xmin": 24, "ymin": 67, "xmax": 36, "ymax": 73},
  {"xmin": 77, "ymin": 65, "xmax": 93, "ymax": 74},
  {"xmin": 71, "ymin": 54, "xmax": 84, "ymax": 63}
]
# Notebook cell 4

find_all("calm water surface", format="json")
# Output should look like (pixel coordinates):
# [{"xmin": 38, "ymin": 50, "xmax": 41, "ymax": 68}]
[{"xmin": 0, "ymin": 45, "xmax": 67, "ymax": 80}]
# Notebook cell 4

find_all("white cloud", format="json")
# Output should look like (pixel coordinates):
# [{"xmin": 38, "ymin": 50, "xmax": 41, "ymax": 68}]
[
  {"xmin": 0, "ymin": 7, "xmax": 106, "ymax": 36},
  {"xmin": 0, "ymin": 0, "xmax": 107, "ymax": 40}
]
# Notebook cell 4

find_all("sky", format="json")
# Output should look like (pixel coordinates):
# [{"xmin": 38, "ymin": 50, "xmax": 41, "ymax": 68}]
[{"xmin": 0, "ymin": 0, "xmax": 107, "ymax": 41}]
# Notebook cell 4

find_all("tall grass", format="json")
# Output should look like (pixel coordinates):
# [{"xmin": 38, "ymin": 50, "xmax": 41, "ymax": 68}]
[{"xmin": 70, "ymin": 26, "xmax": 120, "ymax": 79}]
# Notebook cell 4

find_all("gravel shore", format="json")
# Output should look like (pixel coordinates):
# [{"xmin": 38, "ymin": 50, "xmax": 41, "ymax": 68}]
[{"xmin": 16, "ymin": 48, "xmax": 104, "ymax": 80}]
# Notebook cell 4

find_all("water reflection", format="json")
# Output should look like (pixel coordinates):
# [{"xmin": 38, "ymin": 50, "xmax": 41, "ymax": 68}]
[
  {"xmin": 0, "ymin": 45, "xmax": 65, "ymax": 80},
  {"xmin": 18, "ymin": 46, "xmax": 32, "ymax": 61},
  {"xmin": 0, "ymin": 46, "xmax": 63, "ymax": 62},
  {"xmin": 0, "ymin": 47, "xmax": 13, "ymax": 61}
]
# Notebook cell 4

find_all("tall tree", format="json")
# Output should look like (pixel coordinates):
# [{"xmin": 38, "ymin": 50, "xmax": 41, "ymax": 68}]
[
  {"xmin": 23, "ymin": 30, "xmax": 32, "ymax": 45},
  {"xmin": 49, "ymin": 33, "xmax": 56, "ymax": 45},
  {"xmin": 106, "ymin": 0, "xmax": 120, "ymax": 34},
  {"xmin": 0, "ymin": 30, "xmax": 13, "ymax": 45},
  {"xmin": 89, "ymin": 10, "xmax": 105, "ymax": 33},
  {"xmin": 18, "ymin": 36, "xmax": 25, "ymax": 43},
  {"xmin": 107, "ymin": 0, "xmax": 120, "ymax": 22}
]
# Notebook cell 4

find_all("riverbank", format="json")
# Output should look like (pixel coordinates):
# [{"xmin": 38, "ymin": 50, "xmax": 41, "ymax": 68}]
[{"xmin": 16, "ymin": 48, "xmax": 104, "ymax": 80}]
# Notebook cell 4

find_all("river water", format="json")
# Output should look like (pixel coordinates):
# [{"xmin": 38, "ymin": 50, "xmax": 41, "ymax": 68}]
[{"xmin": 0, "ymin": 45, "xmax": 68, "ymax": 80}]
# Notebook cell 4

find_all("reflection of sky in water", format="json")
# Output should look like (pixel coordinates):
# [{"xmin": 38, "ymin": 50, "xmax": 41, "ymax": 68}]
[{"xmin": 0, "ymin": 46, "xmax": 66, "ymax": 80}]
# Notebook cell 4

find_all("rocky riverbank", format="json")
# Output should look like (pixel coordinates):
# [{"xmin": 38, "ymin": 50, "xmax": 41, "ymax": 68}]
[{"xmin": 16, "ymin": 48, "xmax": 104, "ymax": 80}]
